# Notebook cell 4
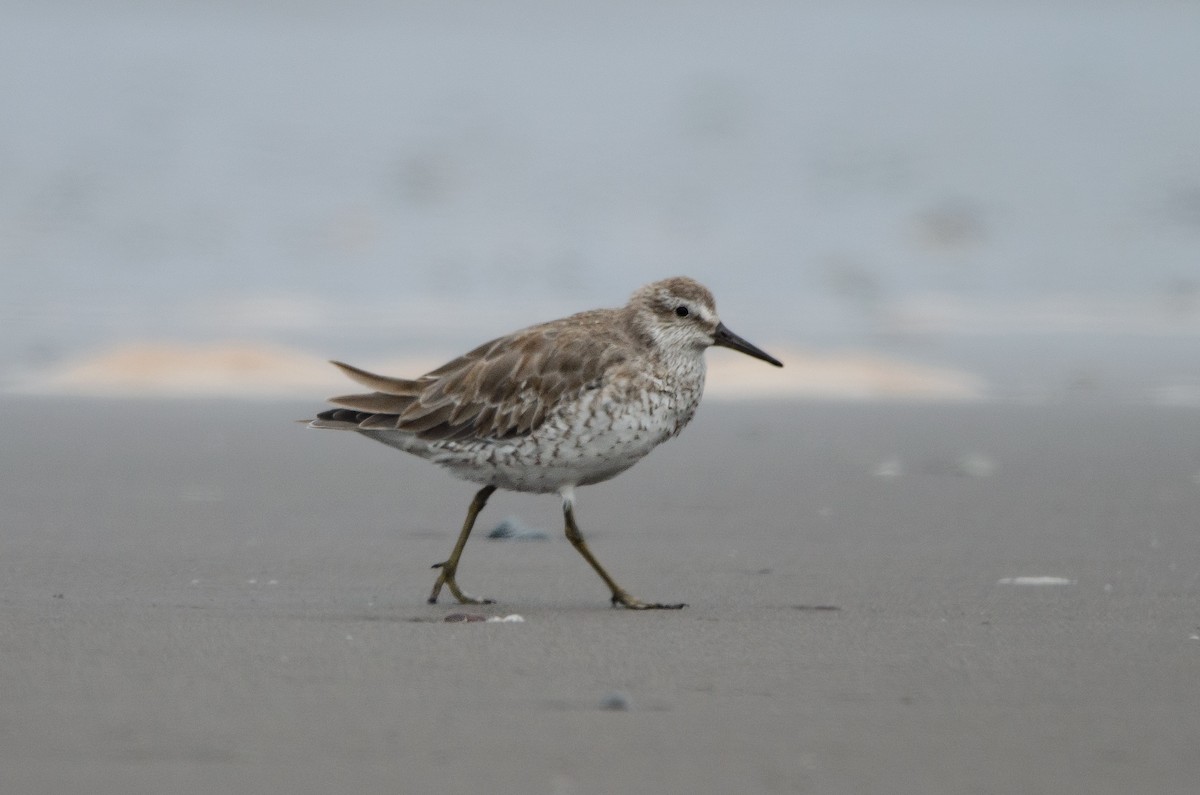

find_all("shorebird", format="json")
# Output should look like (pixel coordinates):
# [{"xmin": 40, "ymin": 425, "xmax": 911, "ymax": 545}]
[{"xmin": 309, "ymin": 277, "xmax": 782, "ymax": 609}]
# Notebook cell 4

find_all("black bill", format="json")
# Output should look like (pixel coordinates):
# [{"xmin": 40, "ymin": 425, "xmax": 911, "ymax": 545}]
[{"xmin": 712, "ymin": 322, "xmax": 783, "ymax": 367}]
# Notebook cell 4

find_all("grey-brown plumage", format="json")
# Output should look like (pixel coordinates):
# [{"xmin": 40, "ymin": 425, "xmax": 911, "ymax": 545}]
[
  {"xmin": 315, "ymin": 311, "xmax": 632, "ymax": 442},
  {"xmin": 309, "ymin": 276, "xmax": 782, "ymax": 608}
]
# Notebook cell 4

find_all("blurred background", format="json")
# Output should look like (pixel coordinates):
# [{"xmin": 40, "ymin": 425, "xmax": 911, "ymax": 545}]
[{"xmin": 2, "ymin": 0, "xmax": 1198, "ymax": 402}]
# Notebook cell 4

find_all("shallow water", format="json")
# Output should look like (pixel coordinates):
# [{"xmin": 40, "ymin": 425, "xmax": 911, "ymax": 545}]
[{"xmin": 3, "ymin": 1, "xmax": 1199, "ymax": 394}]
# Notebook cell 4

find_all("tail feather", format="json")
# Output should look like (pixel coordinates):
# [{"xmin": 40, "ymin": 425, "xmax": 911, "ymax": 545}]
[{"xmin": 308, "ymin": 362, "xmax": 426, "ymax": 434}]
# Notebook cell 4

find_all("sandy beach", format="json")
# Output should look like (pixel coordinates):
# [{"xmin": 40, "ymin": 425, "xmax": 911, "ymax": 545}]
[{"xmin": 2, "ymin": 397, "xmax": 1198, "ymax": 794}]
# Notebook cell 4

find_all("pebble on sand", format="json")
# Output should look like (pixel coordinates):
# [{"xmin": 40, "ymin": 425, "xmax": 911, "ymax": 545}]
[
  {"xmin": 486, "ymin": 517, "xmax": 550, "ymax": 541},
  {"xmin": 599, "ymin": 691, "xmax": 631, "ymax": 711}
]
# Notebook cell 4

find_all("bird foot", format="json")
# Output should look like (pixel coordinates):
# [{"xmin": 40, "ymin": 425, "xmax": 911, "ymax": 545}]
[
  {"xmin": 428, "ymin": 561, "xmax": 495, "ymax": 605},
  {"xmin": 610, "ymin": 591, "xmax": 687, "ymax": 610}
]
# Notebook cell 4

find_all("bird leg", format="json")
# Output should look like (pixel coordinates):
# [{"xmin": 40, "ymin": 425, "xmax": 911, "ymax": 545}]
[
  {"xmin": 561, "ymin": 491, "xmax": 686, "ymax": 610},
  {"xmin": 429, "ymin": 485, "xmax": 497, "ymax": 605}
]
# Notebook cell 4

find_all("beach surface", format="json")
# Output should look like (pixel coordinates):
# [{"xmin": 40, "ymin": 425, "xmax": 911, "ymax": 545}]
[{"xmin": 2, "ymin": 397, "xmax": 1198, "ymax": 794}]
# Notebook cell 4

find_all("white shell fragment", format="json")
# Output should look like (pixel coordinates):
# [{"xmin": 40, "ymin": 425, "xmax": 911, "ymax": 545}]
[
  {"xmin": 996, "ymin": 576, "xmax": 1075, "ymax": 586},
  {"xmin": 955, "ymin": 453, "xmax": 998, "ymax": 478},
  {"xmin": 873, "ymin": 457, "xmax": 903, "ymax": 479}
]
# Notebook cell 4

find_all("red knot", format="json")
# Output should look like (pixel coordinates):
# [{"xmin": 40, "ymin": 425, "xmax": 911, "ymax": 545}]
[{"xmin": 309, "ymin": 277, "xmax": 782, "ymax": 609}]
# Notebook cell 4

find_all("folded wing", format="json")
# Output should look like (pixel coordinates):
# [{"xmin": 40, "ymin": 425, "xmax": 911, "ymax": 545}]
[{"xmin": 314, "ymin": 316, "xmax": 631, "ymax": 443}]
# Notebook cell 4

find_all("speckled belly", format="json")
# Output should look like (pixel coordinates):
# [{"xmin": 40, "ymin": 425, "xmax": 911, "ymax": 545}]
[{"xmin": 365, "ymin": 383, "xmax": 702, "ymax": 494}]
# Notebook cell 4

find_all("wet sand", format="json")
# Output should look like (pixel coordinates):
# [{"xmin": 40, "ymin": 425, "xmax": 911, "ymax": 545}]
[{"xmin": 2, "ymin": 398, "xmax": 1198, "ymax": 794}]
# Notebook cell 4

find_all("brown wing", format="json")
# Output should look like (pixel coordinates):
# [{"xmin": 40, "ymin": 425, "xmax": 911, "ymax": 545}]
[{"xmin": 321, "ymin": 310, "xmax": 633, "ymax": 442}]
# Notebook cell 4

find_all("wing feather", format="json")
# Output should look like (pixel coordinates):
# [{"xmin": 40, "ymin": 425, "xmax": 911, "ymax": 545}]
[
  {"xmin": 317, "ymin": 308, "xmax": 636, "ymax": 442},
  {"xmin": 330, "ymin": 361, "xmax": 424, "ymax": 395},
  {"xmin": 327, "ymin": 392, "xmax": 416, "ymax": 415},
  {"xmin": 359, "ymin": 413, "xmax": 402, "ymax": 430}
]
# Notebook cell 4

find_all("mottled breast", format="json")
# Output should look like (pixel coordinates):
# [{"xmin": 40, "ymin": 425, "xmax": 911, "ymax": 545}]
[{"xmin": 420, "ymin": 352, "xmax": 707, "ymax": 493}]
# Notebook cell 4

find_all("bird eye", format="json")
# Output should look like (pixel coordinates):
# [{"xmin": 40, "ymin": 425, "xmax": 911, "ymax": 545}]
[{"xmin": 674, "ymin": 305, "xmax": 689, "ymax": 318}]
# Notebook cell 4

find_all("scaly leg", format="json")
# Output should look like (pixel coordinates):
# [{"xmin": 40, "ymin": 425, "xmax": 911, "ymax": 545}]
[
  {"xmin": 560, "ymin": 487, "xmax": 686, "ymax": 610},
  {"xmin": 429, "ymin": 485, "xmax": 497, "ymax": 605}
]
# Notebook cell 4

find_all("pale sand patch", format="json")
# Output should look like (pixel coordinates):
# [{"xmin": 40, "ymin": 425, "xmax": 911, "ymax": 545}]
[
  {"xmin": 704, "ymin": 347, "xmax": 984, "ymax": 400},
  {"xmin": 13, "ymin": 343, "xmax": 350, "ymax": 399},
  {"xmin": 12, "ymin": 342, "xmax": 984, "ymax": 401}
]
